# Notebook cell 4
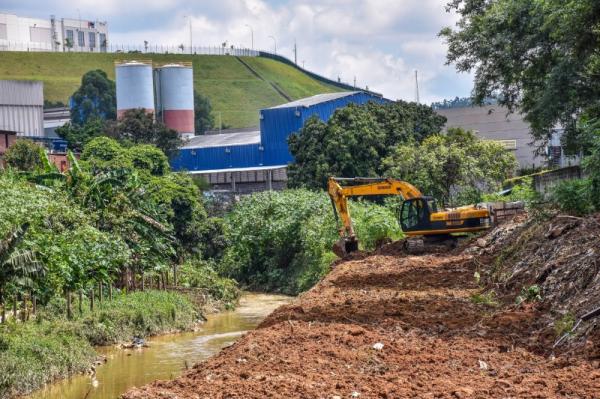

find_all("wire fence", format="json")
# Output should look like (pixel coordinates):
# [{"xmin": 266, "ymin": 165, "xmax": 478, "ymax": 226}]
[{"xmin": 0, "ymin": 40, "xmax": 260, "ymax": 56}]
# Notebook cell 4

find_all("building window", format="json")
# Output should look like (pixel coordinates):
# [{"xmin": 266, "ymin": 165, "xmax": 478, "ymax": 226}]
[
  {"xmin": 66, "ymin": 30, "xmax": 74, "ymax": 41},
  {"xmin": 0, "ymin": 23, "xmax": 7, "ymax": 40},
  {"xmin": 99, "ymin": 33, "xmax": 106, "ymax": 48},
  {"xmin": 78, "ymin": 30, "xmax": 85, "ymax": 46},
  {"xmin": 88, "ymin": 32, "xmax": 95, "ymax": 48}
]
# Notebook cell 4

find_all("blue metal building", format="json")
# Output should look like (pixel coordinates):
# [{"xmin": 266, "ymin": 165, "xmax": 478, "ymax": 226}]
[{"xmin": 171, "ymin": 91, "xmax": 387, "ymax": 173}]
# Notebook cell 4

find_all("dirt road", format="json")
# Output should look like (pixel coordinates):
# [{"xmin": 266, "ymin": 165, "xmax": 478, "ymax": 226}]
[{"xmin": 124, "ymin": 239, "xmax": 600, "ymax": 398}]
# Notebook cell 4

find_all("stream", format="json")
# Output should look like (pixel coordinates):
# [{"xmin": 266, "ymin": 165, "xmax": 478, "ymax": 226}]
[{"xmin": 28, "ymin": 293, "xmax": 292, "ymax": 399}]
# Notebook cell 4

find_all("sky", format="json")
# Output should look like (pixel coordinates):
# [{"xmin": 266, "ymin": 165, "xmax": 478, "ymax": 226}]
[{"xmin": 1, "ymin": 0, "xmax": 473, "ymax": 103}]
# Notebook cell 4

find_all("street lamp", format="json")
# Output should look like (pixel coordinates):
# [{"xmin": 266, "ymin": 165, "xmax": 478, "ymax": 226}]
[
  {"xmin": 245, "ymin": 24, "xmax": 254, "ymax": 50},
  {"xmin": 268, "ymin": 35, "xmax": 277, "ymax": 54},
  {"xmin": 184, "ymin": 16, "xmax": 193, "ymax": 54}
]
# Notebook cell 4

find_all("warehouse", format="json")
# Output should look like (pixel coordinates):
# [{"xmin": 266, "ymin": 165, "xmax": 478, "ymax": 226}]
[
  {"xmin": 170, "ymin": 91, "xmax": 387, "ymax": 192},
  {"xmin": 0, "ymin": 80, "xmax": 44, "ymax": 136}
]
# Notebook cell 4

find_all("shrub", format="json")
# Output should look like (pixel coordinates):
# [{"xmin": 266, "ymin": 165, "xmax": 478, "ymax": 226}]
[
  {"xmin": 179, "ymin": 260, "xmax": 239, "ymax": 308},
  {"xmin": 3, "ymin": 139, "xmax": 43, "ymax": 171},
  {"xmin": 551, "ymin": 178, "xmax": 594, "ymax": 216},
  {"xmin": 220, "ymin": 189, "xmax": 402, "ymax": 294}
]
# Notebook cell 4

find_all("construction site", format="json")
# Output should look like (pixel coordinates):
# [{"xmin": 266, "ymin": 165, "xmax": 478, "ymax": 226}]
[{"xmin": 122, "ymin": 210, "xmax": 600, "ymax": 398}]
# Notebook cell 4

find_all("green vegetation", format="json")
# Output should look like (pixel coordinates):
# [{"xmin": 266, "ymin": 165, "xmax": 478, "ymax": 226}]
[
  {"xmin": 554, "ymin": 313, "xmax": 576, "ymax": 337},
  {"xmin": 288, "ymin": 101, "xmax": 447, "ymax": 189},
  {"xmin": 516, "ymin": 285, "xmax": 542, "ymax": 305},
  {"xmin": 441, "ymin": 0, "xmax": 600, "ymax": 153},
  {"xmin": 219, "ymin": 189, "xmax": 402, "ymax": 295},
  {"xmin": 470, "ymin": 291, "xmax": 499, "ymax": 307},
  {"xmin": 70, "ymin": 69, "xmax": 116, "ymax": 124},
  {"xmin": 0, "ymin": 53, "xmax": 340, "ymax": 128},
  {"xmin": 3, "ymin": 139, "xmax": 44, "ymax": 171},
  {"xmin": 482, "ymin": 177, "xmax": 541, "ymax": 208},
  {"xmin": 385, "ymin": 127, "xmax": 517, "ymax": 206},
  {"xmin": 0, "ymin": 290, "xmax": 197, "ymax": 398}
]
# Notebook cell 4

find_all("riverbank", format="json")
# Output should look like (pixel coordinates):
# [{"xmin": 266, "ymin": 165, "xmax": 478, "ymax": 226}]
[
  {"xmin": 124, "ymin": 216, "xmax": 600, "ymax": 398},
  {"xmin": 0, "ymin": 290, "xmax": 225, "ymax": 399}
]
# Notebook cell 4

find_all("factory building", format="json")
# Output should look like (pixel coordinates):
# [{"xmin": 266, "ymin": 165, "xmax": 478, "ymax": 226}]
[
  {"xmin": 154, "ymin": 63, "xmax": 195, "ymax": 139},
  {"xmin": 436, "ymin": 105, "xmax": 578, "ymax": 169},
  {"xmin": 0, "ymin": 12, "xmax": 108, "ymax": 52},
  {"xmin": 115, "ymin": 61, "xmax": 155, "ymax": 119},
  {"xmin": 170, "ymin": 91, "xmax": 387, "ymax": 193},
  {"xmin": 0, "ymin": 80, "xmax": 44, "ymax": 136}
]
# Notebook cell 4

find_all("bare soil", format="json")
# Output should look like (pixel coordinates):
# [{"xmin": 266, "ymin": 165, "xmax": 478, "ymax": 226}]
[{"xmin": 124, "ymin": 215, "xmax": 600, "ymax": 398}]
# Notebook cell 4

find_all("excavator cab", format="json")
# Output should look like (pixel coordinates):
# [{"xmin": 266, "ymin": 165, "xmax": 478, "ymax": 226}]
[{"xmin": 399, "ymin": 197, "xmax": 437, "ymax": 233}]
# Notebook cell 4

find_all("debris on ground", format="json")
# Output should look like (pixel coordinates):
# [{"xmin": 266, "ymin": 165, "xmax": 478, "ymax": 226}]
[{"xmin": 123, "ymin": 213, "xmax": 600, "ymax": 398}]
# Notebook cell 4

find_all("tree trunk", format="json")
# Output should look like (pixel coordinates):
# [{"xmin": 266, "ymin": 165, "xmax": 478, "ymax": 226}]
[
  {"xmin": 1, "ymin": 299, "xmax": 5, "ymax": 324},
  {"xmin": 66, "ymin": 290, "xmax": 72, "ymax": 320},
  {"xmin": 99, "ymin": 283, "xmax": 103, "ymax": 304},
  {"xmin": 79, "ymin": 290, "xmax": 83, "ymax": 315},
  {"xmin": 22, "ymin": 294, "xmax": 27, "ymax": 322},
  {"xmin": 109, "ymin": 285, "xmax": 113, "ymax": 301},
  {"xmin": 13, "ymin": 294, "xmax": 17, "ymax": 320},
  {"xmin": 165, "ymin": 272, "xmax": 170, "ymax": 288},
  {"xmin": 32, "ymin": 295, "xmax": 36, "ymax": 315},
  {"xmin": 90, "ymin": 288, "xmax": 95, "ymax": 312},
  {"xmin": 141, "ymin": 272, "xmax": 145, "ymax": 291},
  {"xmin": 173, "ymin": 265, "xmax": 177, "ymax": 287}
]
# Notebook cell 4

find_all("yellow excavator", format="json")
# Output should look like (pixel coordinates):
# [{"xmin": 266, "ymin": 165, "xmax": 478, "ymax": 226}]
[{"xmin": 327, "ymin": 177, "xmax": 492, "ymax": 257}]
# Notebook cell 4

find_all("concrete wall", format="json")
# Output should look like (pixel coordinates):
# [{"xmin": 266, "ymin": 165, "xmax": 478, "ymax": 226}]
[
  {"xmin": 197, "ymin": 167, "xmax": 288, "ymax": 194},
  {"xmin": 436, "ymin": 105, "xmax": 543, "ymax": 169},
  {"xmin": 533, "ymin": 166, "xmax": 584, "ymax": 196}
]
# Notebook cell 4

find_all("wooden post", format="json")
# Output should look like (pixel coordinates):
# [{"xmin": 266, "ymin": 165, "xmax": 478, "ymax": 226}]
[
  {"xmin": 99, "ymin": 283, "xmax": 103, "ymax": 304},
  {"xmin": 141, "ymin": 272, "xmax": 145, "ymax": 291},
  {"xmin": 32, "ymin": 295, "xmax": 36, "ymax": 315},
  {"xmin": 90, "ymin": 288, "xmax": 95, "ymax": 312},
  {"xmin": 66, "ymin": 290, "xmax": 72, "ymax": 320},
  {"xmin": 78, "ymin": 290, "xmax": 83, "ymax": 315},
  {"xmin": 22, "ymin": 294, "xmax": 27, "ymax": 322},
  {"xmin": 13, "ymin": 294, "xmax": 17, "ymax": 320},
  {"xmin": 173, "ymin": 265, "xmax": 177, "ymax": 287},
  {"xmin": 109, "ymin": 285, "xmax": 113, "ymax": 301},
  {"xmin": 1, "ymin": 300, "xmax": 5, "ymax": 324}
]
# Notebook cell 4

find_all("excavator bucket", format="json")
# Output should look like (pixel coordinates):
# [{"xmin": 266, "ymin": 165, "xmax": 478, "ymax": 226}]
[{"xmin": 332, "ymin": 237, "xmax": 359, "ymax": 258}]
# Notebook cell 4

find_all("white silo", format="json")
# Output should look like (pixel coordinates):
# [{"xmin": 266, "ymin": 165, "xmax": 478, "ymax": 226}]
[
  {"xmin": 115, "ymin": 60, "xmax": 155, "ymax": 119},
  {"xmin": 155, "ymin": 63, "xmax": 195, "ymax": 138}
]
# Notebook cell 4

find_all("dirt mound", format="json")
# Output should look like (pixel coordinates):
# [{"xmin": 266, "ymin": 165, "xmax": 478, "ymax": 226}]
[{"xmin": 123, "ymin": 214, "xmax": 600, "ymax": 399}]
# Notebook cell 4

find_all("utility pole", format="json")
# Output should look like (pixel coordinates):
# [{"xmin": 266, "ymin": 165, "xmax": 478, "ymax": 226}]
[
  {"xmin": 189, "ymin": 17, "xmax": 193, "ymax": 54},
  {"xmin": 415, "ymin": 70, "xmax": 420, "ymax": 104},
  {"xmin": 268, "ymin": 35, "xmax": 277, "ymax": 54},
  {"xmin": 354, "ymin": 76, "xmax": 356, "ymax": 88},
  {"xmin": 294, "ymin": 39, "xmax": 297, "ymax": 64}
]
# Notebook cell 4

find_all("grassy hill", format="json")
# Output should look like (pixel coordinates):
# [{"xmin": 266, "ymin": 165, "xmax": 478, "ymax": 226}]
[{"xmin": 0, "ymin": 52, "xmax": 342, "ymax": 128}]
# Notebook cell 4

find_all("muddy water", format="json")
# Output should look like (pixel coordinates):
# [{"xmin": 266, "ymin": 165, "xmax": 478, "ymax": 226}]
[{"xmin": 28, "ymin": 293, "xmax": 292, "ymax": 399}]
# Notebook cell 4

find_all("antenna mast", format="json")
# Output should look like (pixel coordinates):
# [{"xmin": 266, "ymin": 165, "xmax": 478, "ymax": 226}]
[{"xmin": 415, "ymin": 70, "xmax": 420, "ymax": 104}]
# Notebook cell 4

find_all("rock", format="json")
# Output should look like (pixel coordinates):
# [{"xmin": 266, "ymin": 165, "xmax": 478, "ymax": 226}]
[
  {"xmin": 478, "ymin": 360, "xmax": 488, "ymax": 370},
  {"xmin": 351, "ymin": 392, "xmax": 360, "ymax": 398},
  {"xmin": 372, "ymin": 342, "xmax": 384, "ymax": 350},
  {"xmin": 476, "ymin": 238, "xmax": 487, "ymax": 248}
]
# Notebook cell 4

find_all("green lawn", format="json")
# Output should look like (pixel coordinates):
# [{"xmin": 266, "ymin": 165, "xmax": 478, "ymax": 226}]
[{"xmin": 0, "ymin": 52, "xmax": 344, "ymax": 128}]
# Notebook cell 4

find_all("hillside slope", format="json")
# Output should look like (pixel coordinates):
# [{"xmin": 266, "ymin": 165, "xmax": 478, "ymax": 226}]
[{"xmin": 0, "ymin": 52, "xmax": 341, "ymax": 128}]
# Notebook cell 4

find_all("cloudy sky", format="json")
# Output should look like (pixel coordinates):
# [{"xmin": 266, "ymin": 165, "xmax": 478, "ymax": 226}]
[{"xmin": 1, "ymin": 0, "xmax": 472, "ymax": 103}]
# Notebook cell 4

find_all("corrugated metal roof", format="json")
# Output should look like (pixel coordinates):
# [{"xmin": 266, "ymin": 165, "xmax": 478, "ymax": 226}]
[
  {"xmin": 267, "ymin": 91, "xmax": 363, "ymax": 109},
  {"xmin": 182, "ymin": 130, "xmax": 261, "ymax": 149},
  {"xmin": 0, "ymin": 80, "xmax": 44, "ymax": 106}
]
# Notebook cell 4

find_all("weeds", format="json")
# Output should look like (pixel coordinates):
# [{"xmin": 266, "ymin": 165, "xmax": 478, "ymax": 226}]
[
  {"xmin": 516, "ymin": 285, "xmax": 542, "ymax": 304},
  {"xmin": 554, "ymin": 313, "xmax": 576, "ymax": 337},
  {"xmin": 470, "ymin": 290, "xmax": 499, "ymax": 307}
]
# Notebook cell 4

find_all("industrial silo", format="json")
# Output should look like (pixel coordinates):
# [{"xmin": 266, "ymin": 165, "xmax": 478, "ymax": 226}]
[
  {"xmin": 115, "ymin": 60, "xmax": 155, "ymax": 119},
  {"xmin": 155, "ymin": 63, "xmax": 195, "ymax": 138}
]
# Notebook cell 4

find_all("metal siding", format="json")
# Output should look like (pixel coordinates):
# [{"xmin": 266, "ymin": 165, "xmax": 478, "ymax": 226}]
[
  {"xmin": 115, "ymin": 62, "xmax": 155, "ymax": 113},
  {"xmin": 0, "ymin": 104, "xmax": 44, "ymax": 136},
  {"xmin": 171, "ymin": 143, "xmax": 263, "ymax": 172},
  {"xmin": 261, "ymin": 92, "xmax": 387, "ymax": 166},
  {"xmin": 0, "ymin": 80, "xmax": 44, "ymax": 105},
  {"xmin": 156, "ymin": 65, "xmax": 194, "ymax": 135}
]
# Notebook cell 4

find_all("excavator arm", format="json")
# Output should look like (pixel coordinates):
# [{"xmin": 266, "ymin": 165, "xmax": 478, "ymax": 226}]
[{"xmin": 327, "ymin": 177, "xmax": 422, "ymax": 255}]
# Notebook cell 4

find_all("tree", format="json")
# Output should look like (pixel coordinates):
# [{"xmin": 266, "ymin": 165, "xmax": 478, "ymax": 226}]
[
  {"xmin": 64, "ymin": 38, "xmax": 73, "ymax": 52},
  {"xmin": 440, "ymin": 0, "xmax": 600, "ymax": 152},
  {"xmin": 56, "ymin": 118, "xmax": 106, "ymax": 152},
  {"xmin": 70, "ymin": 69, "xmax": 117, "ymax": 125},
  {"xmin": 3, "ymin": 139, "xmax": 43, "ymax": 171},
  {"xmin": 287, "ymin": 101, "xmax": 447, "ymax": 189},
  {"xmin": 383, "ymin": 128, "xmax": 517, "ymax": 206},
  {"xmin": 194, "ymin": 91, "xmax": 215, "ymax": 134},
  {"xmin": 107, "ymin": 109, "xmax": 182, "ymax": 157}
]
